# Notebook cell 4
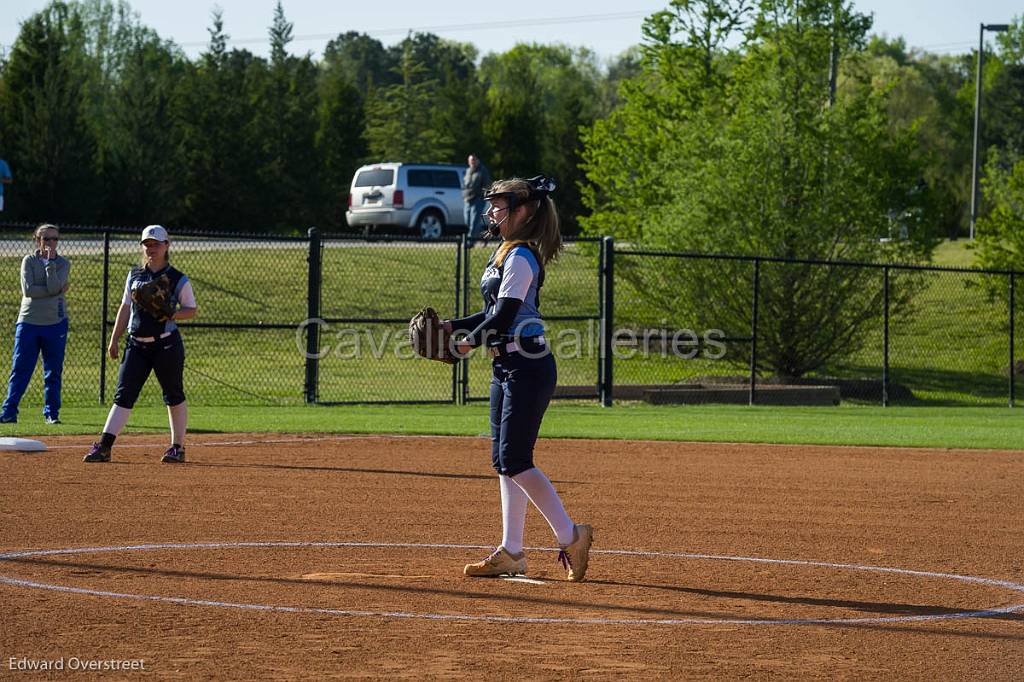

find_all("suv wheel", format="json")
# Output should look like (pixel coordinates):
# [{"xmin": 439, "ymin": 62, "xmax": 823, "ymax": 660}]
[{"xmin": 416, "ymin": 210, "xmax": 444, "ymax": 240}]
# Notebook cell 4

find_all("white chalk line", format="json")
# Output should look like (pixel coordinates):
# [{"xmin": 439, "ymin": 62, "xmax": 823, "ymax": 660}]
[
  {"xmin": 21, "ymin": 432, "xmax": 1024, "ymax": 455},
  {"xmin": 41, "ymin": 434, "xmax": 462, "ymax": 450},
  {"xmin": 1, "ymin": 541, "xmax": 1022, "ymax": 626}
]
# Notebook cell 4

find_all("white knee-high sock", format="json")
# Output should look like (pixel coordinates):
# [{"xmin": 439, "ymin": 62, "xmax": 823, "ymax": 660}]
[
  {"xmin": 168, "ymin": 401, "xmax": 188, "ymax": 446},
  {"xmin": 102, "ymin": 405, "xmax": 132, "ymax": 437},
  {"xmin": 512, "ymin": 467, "xmax": 575, "ymax": 546},
  {"xmin": 499, "ymin": 475, "xmax": 528, "ymax": 555}
]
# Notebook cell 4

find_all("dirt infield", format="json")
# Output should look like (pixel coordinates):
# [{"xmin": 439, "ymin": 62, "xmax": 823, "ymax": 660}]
[{"xmin": 1, "ymin": 434, "xmax": 1022, "ymax": 679}]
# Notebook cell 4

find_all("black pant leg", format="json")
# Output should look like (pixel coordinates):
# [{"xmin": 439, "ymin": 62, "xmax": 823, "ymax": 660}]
[
  {"xmin": 493, "ymin": 353, "xmax": 557, "ymax": 477},
  {"xmin": 151, "ymin": 334, "xmax": 186, "ymax": 406},
  {"xmin": 113, "ymin": 340, "xmax": 155, "ymax": 409}
]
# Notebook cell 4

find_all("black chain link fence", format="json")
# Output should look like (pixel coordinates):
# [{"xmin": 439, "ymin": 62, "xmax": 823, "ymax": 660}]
[
  {"xmin": 884, "ymin": 267, "xmax": 1016, "ymax": 405},
  {"xmin": 0, "ymin": 225, "xmax": 313, "ymax": 411},
  {"xmin": 461, "ymin": 237, "xmax": 603, "ymax": 402},
  {"xmin": 316, "ymin": 235, "xmax": 463, "ymax": 404},
  {"xmin": 1, "ymin": 222, "xmax": 1020, "ymax": 409},
  {"xmin": 613, "ymin": 251, "xmax": 755, "ymax": 392},
  {"xmin": 105, "ymin": 230, "xmax": 313, "ymax": 407},
  {"xmin": 613, "ymin": 245, "xmax": 1022, "ymax": 406}
]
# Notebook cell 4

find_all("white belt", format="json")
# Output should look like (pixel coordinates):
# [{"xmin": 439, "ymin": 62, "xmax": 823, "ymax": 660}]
[
  {"xmin": 488, "ymin": 336, "xmax": 546, "ymax": 358},
  {"xmin": 132, "ymin": 331, "xmax": 172, "ymax": 343}
]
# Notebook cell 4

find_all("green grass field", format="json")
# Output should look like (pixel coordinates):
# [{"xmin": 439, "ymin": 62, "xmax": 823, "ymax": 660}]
[
  {"xmin": 931, "ymin": 238, "xmax": 979, "ymax": 268},
  {"xmin": 0, "ymin": 234, "xmax": 1019, "ymax": 410},
  {"xmin": 3, "ymin": 403, "xmax": 1022, "ymax": 451}
]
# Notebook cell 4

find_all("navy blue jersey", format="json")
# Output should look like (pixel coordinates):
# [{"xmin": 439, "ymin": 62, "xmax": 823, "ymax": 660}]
[
  {"xmin": 124, "ymin": 265, "xmax": 190, "ymax": 337},
  {"xmin": 481, "ymin": 245, "xmax": 545, "ymax": 340}
]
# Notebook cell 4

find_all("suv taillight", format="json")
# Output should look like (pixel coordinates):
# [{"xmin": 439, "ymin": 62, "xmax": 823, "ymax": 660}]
[
  {"xmin": 393, "ymin": 190, "xmax": 404, "ymax": 208},
  {"xmin": 347, "ymin": 193, "xmax": 352, "ymax": 209}
]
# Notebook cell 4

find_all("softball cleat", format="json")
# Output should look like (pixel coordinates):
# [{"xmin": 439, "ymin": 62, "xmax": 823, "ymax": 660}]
[
  {"xmin": 464, "ymin": 547, "xmax": 527, "ymax": 577},
  {"xmin": 558, "ymin": 523, "xmax": 593, "ymax": 582},
  {"xmin": 161, "ymin": 445, "xmax": 185, "ymax": 463},
  {"xmin": 83, "ymin": 443, "xmax": 111, "ymax": 463}
]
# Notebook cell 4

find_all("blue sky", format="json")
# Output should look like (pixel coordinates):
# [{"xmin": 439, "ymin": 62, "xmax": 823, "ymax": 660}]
[{"xmin": 3, "ymin": 0, "xmax": 1020, "ymax": 63}]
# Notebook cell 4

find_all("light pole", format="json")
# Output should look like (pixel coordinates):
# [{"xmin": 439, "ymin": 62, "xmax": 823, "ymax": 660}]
[{"xmin": 970, "ymin": 22, "xmax": 1010, "ymax": 240}]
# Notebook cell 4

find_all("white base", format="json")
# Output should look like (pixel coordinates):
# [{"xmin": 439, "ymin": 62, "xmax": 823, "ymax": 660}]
[{"xmin": 0, "ymin": 437, "xmax": 47, "ymax": 452}]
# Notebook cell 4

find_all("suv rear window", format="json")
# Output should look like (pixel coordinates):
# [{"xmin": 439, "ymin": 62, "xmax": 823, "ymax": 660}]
[{"xmin": 354, "ymin": 169, "xmax": 394, "ymax": 187}]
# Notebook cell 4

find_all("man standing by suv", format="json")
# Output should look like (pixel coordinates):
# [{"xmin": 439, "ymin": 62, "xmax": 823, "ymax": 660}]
[{"xmin": 462, "ymin": 154, "xmax": 492, "ymax": 238}]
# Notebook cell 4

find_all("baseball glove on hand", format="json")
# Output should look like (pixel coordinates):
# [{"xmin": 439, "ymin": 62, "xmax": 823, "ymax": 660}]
[
  {"xmin": 131, "ymin": 275, "xmax": 175, "ymax": 322},
  {"xmin": 410, "ymin": 306, "xmax": 457, "ymax": 365}
]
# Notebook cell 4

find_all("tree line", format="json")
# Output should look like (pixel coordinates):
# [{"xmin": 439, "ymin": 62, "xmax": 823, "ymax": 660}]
[
  {"xmin": 0, "ymin": 0, "xmax": 624, "ymax": 233},
  {"xmin": 0, "ymin": 0, "xmax": 1020, "ymax": 244}
]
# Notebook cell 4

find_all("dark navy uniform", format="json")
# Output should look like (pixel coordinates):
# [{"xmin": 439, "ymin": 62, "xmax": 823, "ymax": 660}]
[
  {"xmin": 460, "ymin": 178, "xmax": 592, "ymax": 581},
  {"xmin": 479, "ymin": 244, "xmax": 556, "ymax": 477},
  {"xmin": 113, "ymin": 265, "xmax": 192, "ymax": 409}
]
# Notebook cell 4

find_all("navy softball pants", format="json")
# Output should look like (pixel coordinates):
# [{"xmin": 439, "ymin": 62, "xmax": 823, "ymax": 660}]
[
  {"xmin": 489, "ymin": 351, "xmax": 557, "ymax": 477},
  {"xmin": 113, "ymin": 331, "xmax": 186, "ymax": 408}
]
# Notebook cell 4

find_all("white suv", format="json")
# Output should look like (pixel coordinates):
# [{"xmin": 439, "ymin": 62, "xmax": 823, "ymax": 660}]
[{"xmin": 346, "ymin": 162, "xmax": 468, "ymax": 239}]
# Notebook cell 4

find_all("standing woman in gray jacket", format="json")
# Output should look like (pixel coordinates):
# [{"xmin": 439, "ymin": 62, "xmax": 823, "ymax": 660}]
[{"xmin": 1, "ymin": 224, "xmax": 70, "ymax": 424}]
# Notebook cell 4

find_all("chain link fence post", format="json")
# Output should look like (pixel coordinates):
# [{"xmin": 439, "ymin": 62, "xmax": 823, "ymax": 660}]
[
  {"xmin": 99, "ymin": 230, "xmax": 110, "ymax": 404},
  {"xmin": 454, "ymin": 235, "xmax": 464, "ymax": 405},
  {"xmin": 749, "ymin": 258, "xmax": 760, "ymax": 406},
  {"xmin": 883, "ymin": 266, "xmax": 890, "ymax": 408},
  {"xmin": 600, "ymin": 236, "xmax": 615, "ymax": 407},
  {"xmin": 304, "ymin": 227, "xmax": 322, "ymax": 404},
  {"xmin": 1010, "ymin": 272, "xmax": 1016, "ymax": 408},
  {"xmin": 597, "ymin": 238, "xmax": 605, "ymax": 400},
  {"xmin": 461, "ymin": 235, "xmax": 472, "ymax": 405}
]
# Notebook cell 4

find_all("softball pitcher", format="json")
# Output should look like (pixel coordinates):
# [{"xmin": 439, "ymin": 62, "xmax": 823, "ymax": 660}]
[
  {"xmin": 84, "ymin": 225, "xmax": 197, "ymax": 464},
  {"xmin": 446, "ymin": 176, "xmax": 593, "ymax": 581}
]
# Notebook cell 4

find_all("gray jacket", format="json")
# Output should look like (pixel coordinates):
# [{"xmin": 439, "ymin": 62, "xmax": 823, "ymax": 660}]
[
  {"xmin": 18, "ymin": 253, "xmax": 70, "ymax": 325},
  {"xmin": 463, "ymin": 164, "xmax": 492, "ymax": 203}
]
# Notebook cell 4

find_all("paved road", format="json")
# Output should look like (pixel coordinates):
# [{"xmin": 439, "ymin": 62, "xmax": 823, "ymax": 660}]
[{"xmin": 0, "ymin": 238, "xmax": 478, "ymax": 257}]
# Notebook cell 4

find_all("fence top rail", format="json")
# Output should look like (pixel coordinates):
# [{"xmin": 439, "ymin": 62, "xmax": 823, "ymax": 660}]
[
  {"xmin": 2, "ymin": 220, "xmax": 608, "ymax": 246},
  {"xmin": 320, "ymin": 232, "xmax": 464, "ymax": 243},
  {"xmin": 318, "ymin": 233, "xmax": 603, "ymax": 244},
  {"xmin": 616, "ymin": 247, "xmax": 1024, "ymax": 277},
  {"xmin": 0, "ymin": 221, "xmax": 310, "ymax": 242},
  {"xmin": 10, "ymin": 219, "xmax": 1010, "ymax": 275}
]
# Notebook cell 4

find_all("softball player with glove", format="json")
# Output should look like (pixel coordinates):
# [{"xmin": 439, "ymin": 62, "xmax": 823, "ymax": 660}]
[
  {"xmin": 446, "ymin": 175, "xmax": 593, "ymax": 581},
  {"xmin": 84, "ymin": 225, "xmax": 197, "ymax": 464}
]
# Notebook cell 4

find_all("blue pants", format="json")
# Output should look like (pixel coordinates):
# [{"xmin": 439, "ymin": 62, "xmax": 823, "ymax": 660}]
[
  {"xmin": 2, "ymin": 318, "xmax": 69, "ymax": 420},
  {"xmin": 113, "ymin": 332, "xmax": 186, "ymax": 408},
  {"xmin": 489, "ymin": 352, "xmax": 557, "ymax": 477},
  {"xmin": 465, "ymin": 198, "xmax": 486, "ymax": 238}
]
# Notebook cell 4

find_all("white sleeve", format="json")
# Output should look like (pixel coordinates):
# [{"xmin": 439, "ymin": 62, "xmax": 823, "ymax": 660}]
[
  {"xmin": 177, "ymin": 280, "xmax": 196, "ymax": 308},
  {"xmin": 496, "ymin": 251, "xmax": 536, "ymax": 302},
  {"xmin": 121, "ymin": 272, "xmax": 132, "ymax": 305}
]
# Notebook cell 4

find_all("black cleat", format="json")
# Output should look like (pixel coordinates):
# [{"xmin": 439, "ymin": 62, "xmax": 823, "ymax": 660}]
[
  {"xmin": 161, "ymin": 445, "xmax": 185, "ymax": 463},
  {"xmin": 83, "ymin": 443, "xmax": 111, "ymax": 462}
]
